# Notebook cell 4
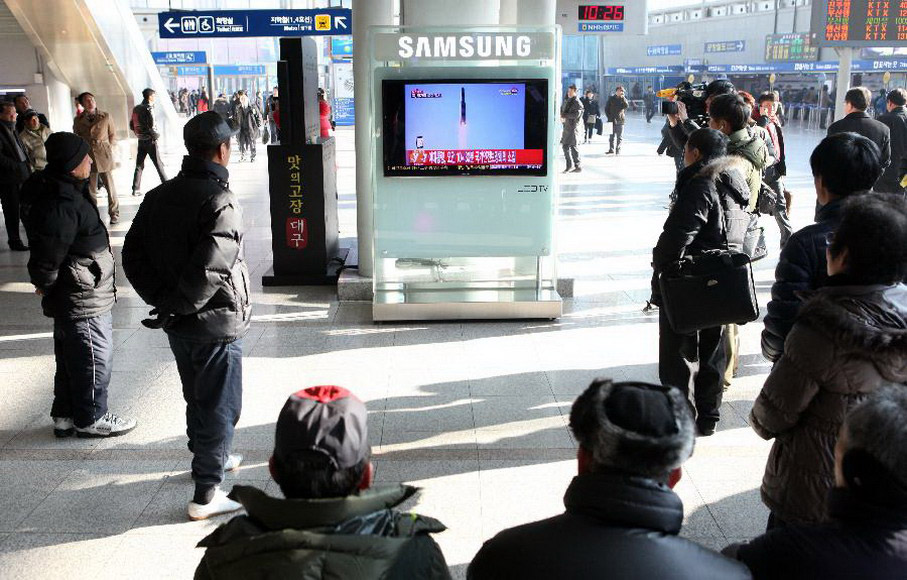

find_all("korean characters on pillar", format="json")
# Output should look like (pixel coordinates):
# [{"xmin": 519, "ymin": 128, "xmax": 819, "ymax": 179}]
[{"xmin": 286, "ymin": 154, "xmax": 307, "ymax": 250}]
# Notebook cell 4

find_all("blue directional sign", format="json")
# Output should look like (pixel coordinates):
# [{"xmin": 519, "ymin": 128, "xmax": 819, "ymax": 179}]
[
  {"xmin": 705, "ymin": 40, "xmax": 746, "ymax": 53},
  {"xmin": 152, "ymin": 51, "xmax": 206, "ymax": 64},
  {"xmin": 331, "ymin": 37, "xmax": 353, "ymax": 59},
  {"xmin": 579, "ymin": 22, "xmax": 623, "ymax": 32},
  {"xmin": 647, "ymin": 44, "xmax": 682, "ymax": 57},
  {"xmin": 213, "ymin": 65, "xmax": 267, "ymax": 76},
  {"xmin": 175, "ymin": 65, "xmax": 209, "ymax": 76},
  {"xmin": 158, "ymin": 8, "xmax": 352, "ymax": 39}
]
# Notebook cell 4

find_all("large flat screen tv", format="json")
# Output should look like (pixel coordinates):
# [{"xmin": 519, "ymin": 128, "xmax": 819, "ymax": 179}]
[{"xmin": 382, "ymin": 79, "xmax": 549, "ymax": 177}]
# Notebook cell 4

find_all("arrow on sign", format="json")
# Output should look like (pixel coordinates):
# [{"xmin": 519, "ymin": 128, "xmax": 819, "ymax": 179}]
[
  {"xmin": 736, "ymin": 41, "xmax": 744, "ymax": 51},
  {"xmin": 335, "ymin": 15, "xmax": 348, "ymax": 29},
  {"xmin": 164, "ymin": 18, "xmax": 179, "ymax": 33}
]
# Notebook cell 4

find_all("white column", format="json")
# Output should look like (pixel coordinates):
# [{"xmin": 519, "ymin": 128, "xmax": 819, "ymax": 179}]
[
  {"xmin": 353, "ymin": 0, "xmax": 393, "ymax": 277},
  {"xmin": 499, "ymin": 0, "xmax": 518, "ymax": 25},
  {"xmin": 515, "ymin": 0, "xmax": 556, "ymax": 25},
  {"xmin": 834, "ymin": 47, "xmax": 854, "ymax": 123},
  {"xmin": 401, "ymin": 0, "xmax": 500, "ymax": 25}
]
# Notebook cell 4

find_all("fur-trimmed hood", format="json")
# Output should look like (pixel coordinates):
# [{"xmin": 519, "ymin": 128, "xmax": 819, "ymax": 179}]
[{"xmin": 695, "ymin": 156, "xmax": 751, "ymax": 206}]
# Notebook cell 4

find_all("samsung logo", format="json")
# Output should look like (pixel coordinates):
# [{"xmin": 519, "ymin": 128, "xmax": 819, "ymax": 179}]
[{"xmin": 398, "ymin": 35, "xmax": 532, "ymax": 59}]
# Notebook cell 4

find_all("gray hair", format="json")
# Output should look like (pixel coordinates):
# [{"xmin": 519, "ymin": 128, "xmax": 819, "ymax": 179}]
[{"xmin": 845, "ymin": 384, "xmax": 907, "ymax": 487}]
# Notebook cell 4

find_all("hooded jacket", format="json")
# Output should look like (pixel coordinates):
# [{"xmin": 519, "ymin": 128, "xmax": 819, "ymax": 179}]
[
  {"xmin": 751, "ymin": 281, "xmax": 907, "ymax": 524},
  {"xmin": 468, "ymin": 472, "xmax": 750, "ymax": 580},
  {"xmin": 726, "ymin": 127, "xmax": 768, "ymax": 210},
  {"xmin": 194, "ymin": 484, "xmax": 450, "ymax": 580}
]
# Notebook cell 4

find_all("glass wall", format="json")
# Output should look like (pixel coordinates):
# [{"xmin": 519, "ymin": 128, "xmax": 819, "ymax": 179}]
[{"xmin": 561, "ymin": 35, "xmax": 600, "ymax": 95}]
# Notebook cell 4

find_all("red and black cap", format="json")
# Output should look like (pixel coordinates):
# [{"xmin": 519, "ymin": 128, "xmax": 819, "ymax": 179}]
[{"xmin": 274, "ymin": 386, "xmax": 369, "ymax": 470}]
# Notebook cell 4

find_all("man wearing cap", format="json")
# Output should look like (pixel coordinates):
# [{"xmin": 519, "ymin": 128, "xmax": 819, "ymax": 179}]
[
  {"xmin": 0, "ymin": 101, "xmax": 32, "ymax": 251},
  {"xmin": 20, "ymin": 132, "xmax": 136, "ymax": 438},
  {"xmin": 123, "ymin": 111, "xmax": 251, "ymax": 520},
  {"xmin": 194, "ymin": 385, "xmax": 451, "ymax": 579},
  {"xmin": 468, "ymin": 379, "xmax": 750, "ymax": 580}
]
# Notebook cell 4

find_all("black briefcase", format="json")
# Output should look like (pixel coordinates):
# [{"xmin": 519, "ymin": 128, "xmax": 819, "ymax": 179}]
[{"xmin": 658, "ymin": 250, "xmax": 759, "ymax": 334}]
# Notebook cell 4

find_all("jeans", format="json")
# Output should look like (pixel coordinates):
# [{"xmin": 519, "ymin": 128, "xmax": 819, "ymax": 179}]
[
  {"xmin": 767, "ymin": 178, "xmax": 792, "ymax": 248},
  {"xmin": 168, "ymin": 335, "xmax": 243, "ymax": 493},
  {"xmin": 239, "ymin": 132, "xmax": 257, "ymax": 158},
  {"xmin": 269, "ymin": 120, "xmax": 279, "ymax": 145},
  {"xmin": 658, "ymin": 307, "xmax": 727, "ymax": 426},
  {"xmin": 52, "ymin": 312, "xmax": 112, "ymax": 427},
  {"xmin": 646, "ymin": 107, "xmax": 655, "ymax": 123},
  {"xmin": 132, "ymin": 140, "xmax": 168, "ymax": 194},
  {"xmin": 89, "ymin": 171, "xmax": 119, "ymax": 219},
  {"xmin": 0, "ymin": 183, "xmax": 23, "ymax": 244},
  {"xmin": 562, "ymin": 143, "xmax": 580, "ymax": 169},
  {"xmin": 584, "ymin": 123, "xmax": 594, "ymax": 140},
  {"xmin": 609, "ymin": 123, "xmax": 624, "ymax": 152}
]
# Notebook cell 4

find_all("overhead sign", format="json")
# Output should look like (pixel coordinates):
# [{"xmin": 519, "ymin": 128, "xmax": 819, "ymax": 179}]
[
  {"xmin": 812, "ymin": 0, "xmax": 907, "ymax": 46},
  {"xmin": 213, "ymin": 65, "xmax": 267, "ymax": 76},
  {"xmin": 174, "ymin": 65, "xmax": 209, "ymax": 76},
  {"xmin": 705, "ymin": 40, "xmax": 745, "ymax": 53},
  {"xmin": 765, "ymin": 33, "xmax": 819, "ymax": 62},
  {"xmin": 152, "ymin": 51, "xmax": 206, "ymax": 64},
  {"xmin": 158, "ymin": 8, "xmax": 351, "ymax": 39},
  {"xmin": 647, "ymin": 44, "xmax": 682, "ymax": 57},
  {"xmin": 606, "ymin": 59, "xmax": 907, "ymax": 76},
  {"xmin": 556, "ymin": 0, "xmax": 648, "ymax": 35},
  {"xmin": 331, "ymin": 37, "xmax": 353, "ymax": 59},
  {"xmin": 373, "ymin": 32, "xmax": 556, "ymax": 61},
  {"xmin": 608, "ymin": 65, "xmax": 685, "ymax": 75}
]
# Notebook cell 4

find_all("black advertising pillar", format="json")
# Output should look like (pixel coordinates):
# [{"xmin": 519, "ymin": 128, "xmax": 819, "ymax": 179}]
[{"xmin": 262, "ymin": 37, "xmax": 343, "ymax": 286}]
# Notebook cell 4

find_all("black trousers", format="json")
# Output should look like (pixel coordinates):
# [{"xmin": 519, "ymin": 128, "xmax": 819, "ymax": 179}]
[
  {"xmin": 609, "ymin": 123, "xmax": 624, "ymax": 151},
  {"xmin": 0, "ymin": 183, "xmax": 23, "ymax": 244},
  {"xmin": 238, "ymin": 132, "xmax": 256, "ymax": 158},
  {"xmin": 584, "ymin": 123, "xmax": 594, "ymax": 140},
  {"xmin": 169, "ymin": 335, "xmax": 243, "ymax": 493},
  {"xmin": 658, "ymin": 307, "xmax": 727, "ymax": 426},
  {"xmin": 646, "ymin": 107, "xmax": 655, "ymax": 122},
  {"xmin": 562, "ymin": 144, "xmax": 580, "ymax": 169},
  {"xmin": 132, "ymin": 140, "xmax": 168, "ymax": 193},
  {"xmin": 52, "ymin": 312, "xmax": 112, "ymax": 428}
]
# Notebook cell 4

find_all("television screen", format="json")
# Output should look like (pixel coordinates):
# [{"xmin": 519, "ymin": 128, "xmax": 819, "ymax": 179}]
[{"xmin": 382, "ymin": 79, "xmax": 549, "ymax": 176}]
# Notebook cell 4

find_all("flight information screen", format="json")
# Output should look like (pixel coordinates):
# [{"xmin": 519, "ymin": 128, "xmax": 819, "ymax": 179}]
[{"xmin": 817, "ymin": 0, "xmax": 907, "ymax": 44}]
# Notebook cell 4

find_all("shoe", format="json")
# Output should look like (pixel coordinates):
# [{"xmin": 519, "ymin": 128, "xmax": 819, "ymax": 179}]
[
  {"xmin": 616, "ymin": 150, "xmax": 621, "ymax": 155},
  {"xmin": 75, "ymin": 412, "xmax": 137, "ymax": 438},
  {"xmin": 571, "ymin": 166, "xmax": 582, "ymax": 173},
  {"xmin": 53, "ymin": 417, "xmax": 74, "ymax": 438},
  {"xmin": 606, "ymin": 149, "xmax": 614, "ymax": 155},
  {"xmin": 224, "ymin": 453, "xmax": 243, "ymax": 472},
  {"xmin": 109, "ymin": 216, "xmax": 119, "ymax": 225},
  {"xmin": 696, "ymin": 421, "xmax": 717, "ymax": 437},
  {"xmin": 131, "ymin": 190, "xmax": 142, "ymax": 197},
  {"xmin": 250, "ymin": 155, "xmax": 256, "ymax": 162},
  {"xmin": 9, "ymin": 241, "xmax": 29, "ymax": 251},
  {"xmin": 562, "ymin": 167, "xmax": 572, "ymax": 173},
  {"xmin": 187, "ymin": 487, "xmax": 243, "ymax": 521}
]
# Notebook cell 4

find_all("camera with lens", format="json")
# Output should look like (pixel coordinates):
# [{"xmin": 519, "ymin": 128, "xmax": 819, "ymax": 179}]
[{"xmin": 658, "ymin": 82, "xmax": 709, "ymax": 125}]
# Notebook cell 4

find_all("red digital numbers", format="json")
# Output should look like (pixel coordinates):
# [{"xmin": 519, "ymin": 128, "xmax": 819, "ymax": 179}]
[{"xmin": 578, "ymin": 5, "xmax": 625, "ymax": 21}]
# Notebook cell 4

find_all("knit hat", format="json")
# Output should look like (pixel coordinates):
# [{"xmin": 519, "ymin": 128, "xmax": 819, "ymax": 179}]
[
  {"xmin": 21, "ymin": 109, "xmax": 38, "ymax": 122},
  {"xmin": 45, "ymin": 132, "xmax": 90, "ymax": 173}
]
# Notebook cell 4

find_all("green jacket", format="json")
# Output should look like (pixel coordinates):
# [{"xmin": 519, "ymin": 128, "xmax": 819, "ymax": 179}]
[
  {"xmin": 727, "ymin": 127, "xmax": 768, "ymax": 211},
  {"xmin": 195, "ymin": 484, "xmax": 451, "ymax": 580}
]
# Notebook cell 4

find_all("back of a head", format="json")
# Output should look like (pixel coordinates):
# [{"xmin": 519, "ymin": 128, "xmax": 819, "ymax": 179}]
[
  {"xmin": 809, "ymin": 132, "xmax": 882, "ymax": 198},
  {"xmin": 829, "ymin": 193, "xmax": 907, "ymax": 284},
  {"xmin": 687, "ymin": 127, "xmax": 728, "ymax": 164},
  {"xmin": 845, "ymin": 86, "xmax": 871, "ymax": 111},
  {"xmin": 705, "ymin": 79, "xmax": 735, "ymax": 100},
  {"xmin": 709, "ymin": 93, "xmax": 750, "ymax": 131},
  {"xmin": 569, "ymin": 379, "xmax": 695, "ymax": 480},
  {"xmin": 887, "ymin": 88, "xmax": 907, "ymax": 108}
]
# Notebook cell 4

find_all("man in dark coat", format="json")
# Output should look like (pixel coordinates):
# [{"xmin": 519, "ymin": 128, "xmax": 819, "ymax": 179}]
[
  {"xmin": 826, "ymin": 86, "xmax": 890, "ymax": 179},
  {"xmin": 604, "ymin": 85, "xmax": 629, "ymax": 154},
  {"xmin": 876, "ymin": 88, "xmax": 907, "ymax": 196},
  {"xmin": 130, "ymin": 88, "xmax": 168, "ymax": 196},
  {"xmin": 0, "ymin": 101, "xmax": 31, "ymax": 250},
  {"xmin": 20, "ymin": 132, "xmax": 136, "ymax": 438},
  {"xmin": 560, "ymin": 84, "xmax": 583, "ymax": 173},
  {"xmin": 644, "ymin": 85, "xmax": 657, "ymax": 123},
  {"xmin": 725, "ymin": 385, "xmax": 907, "ymax": 579},
  {"xmin": 468, "ymin": 379, "xmax": 751, "ymax": 580},
  {"xmin": 123, "ymin": 111, "xmax": 251, "ymax": 521},
  {"xmin": 761, "ymin": 133, "xmax": 882, "ymax": 362},
  {"xmin": 195, "ymin": 386, "xmax": 451, "ymax": 580}
]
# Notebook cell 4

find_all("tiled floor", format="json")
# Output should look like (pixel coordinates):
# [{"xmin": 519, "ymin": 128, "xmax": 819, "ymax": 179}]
[{"xmin": 0, "ymin": 115, "xmax": 828, "ymax": 578}]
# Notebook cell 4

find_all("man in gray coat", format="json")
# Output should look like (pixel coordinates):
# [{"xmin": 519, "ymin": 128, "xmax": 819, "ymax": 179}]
[{"xmin": 560, "ymin": 84, "xmax": 583, "ymax": 173}]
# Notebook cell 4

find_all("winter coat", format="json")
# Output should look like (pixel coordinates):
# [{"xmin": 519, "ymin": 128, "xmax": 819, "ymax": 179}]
[
  {"xmin": 122, "ymin": 155, "xmax": 251, "ymax": 343},
  {"xmin": 876, "ymin": 106, "xmax": 907, "ymax": 194},
  {"xmin": 761, "ymin": 199, "xmax": 847, "ymax": 362},
  {"xmin": 212, "ymin": 98, "xmax": 231, "ymax": 121},
  {"xmin": 560, "ymin": 95, "xmax": 583, "ymax": 147},
  {"xmin": 605, "ymin": 94, "xmax": 629, "ymax": 125},
  {"xmin": 727, "ymin": 488, "xmax": 907, "ymax": 579},
  {"xmin": 319, "ymin": 99, "xmax": 331, "ymax": 138},
  {"xmin": 131, "ymin": 101, "xmax": 159, "ymax": 142},
  {"xmin": 73, "ymin": 110, "xmax": 117, "ymax": 173},
  {"xmin": 579, "ymin": 96, "xmax": 600, "ymax": 124},
  {"xmin": 15, "ymin": 110, "xmax": 49, "ymax": 135},
  {"xmin": 657, "ymin": 121, "xmax": 681, "ymax": 158},
  {"xmin": 468, "ymin": 472, "xmax": 751, "ymax": 580},
  {"xmin": 0, "ymin": 121, "xmax": 30, "ymax": 186},
  {"xmin": 233, "ymin": 103, "xmax": 261, "ymax": 140},
  {"xmin": 650, "ymin": 156, "xmax": 751, "ymax": 305},
  {"xmin": 195, "ymin": 484, "xmax": 451, "ymax": 580},
  {"xmin": 827, "ymin": 111, "xmax": 891, "ymax": 175},
  {"xmin": 19, "ymin": 169, "xmax": 116, "ymax": 319},
  {"xmin": 751, "ymin": 281, "xmax": 907, "ymax": 524},
  {"xmin": 19, "ymin": 124, "xmax": 51, "ymax": 172},
  {"xmin": 726, "ymin": 127, "xmax": 768, "ymax": 210}
]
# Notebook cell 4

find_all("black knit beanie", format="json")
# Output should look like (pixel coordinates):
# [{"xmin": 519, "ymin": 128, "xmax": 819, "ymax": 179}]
[{"xmin": 45, "ymin": 132, "xmax": 90, "ymax": 173}]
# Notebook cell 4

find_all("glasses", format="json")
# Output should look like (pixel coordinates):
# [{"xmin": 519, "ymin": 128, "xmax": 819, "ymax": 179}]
[{"xmin": 824, "ymin": 231, "xmax": 836, "ymax": 247}]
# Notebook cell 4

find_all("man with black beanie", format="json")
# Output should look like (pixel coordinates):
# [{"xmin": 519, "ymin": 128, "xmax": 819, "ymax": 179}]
[
  {"xmin": 20, "ymin": 132, "xmax": 136, "ymax": 438},
  {"xmin": 0, "ymin": 101, "xmax": 32, "ymax": 250}
]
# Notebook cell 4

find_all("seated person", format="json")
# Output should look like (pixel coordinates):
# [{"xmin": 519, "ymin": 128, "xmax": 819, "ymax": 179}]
[
  {"xmin": 467, "ymin": 379, "xmax": 750, "ymax": 580},
  {"xmin": 194, "ymin": 386, "xmax": 451, "ymax": 580},
  {"xmin": 725, "ymin": 384, "xmax": 907, "ymax": 579}
]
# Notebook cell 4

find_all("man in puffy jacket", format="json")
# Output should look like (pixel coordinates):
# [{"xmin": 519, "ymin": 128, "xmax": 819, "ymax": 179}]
[
  {"xmin": 20, "ymin": 132, "xmax": 136, "ymax": 438},
  {"xmin": 130, "ymin": 88, "xmax": 168, "ymax": 196},
  {"xmin": 468, "ymin": 379, "xmax": 751, "ymax": 580},
  {"xmin": 194, "ymin": 386, "xmax": 451, "ymax": 580},
  {"xmin": 123, "ymin": 112, "xmax": 250, "ymax": 521}
]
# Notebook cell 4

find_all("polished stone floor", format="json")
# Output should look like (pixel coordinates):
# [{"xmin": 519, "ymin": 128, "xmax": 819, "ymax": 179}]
[{"xmin": 0, "ymin": 114, "xmax": 828, "ymax": 578}]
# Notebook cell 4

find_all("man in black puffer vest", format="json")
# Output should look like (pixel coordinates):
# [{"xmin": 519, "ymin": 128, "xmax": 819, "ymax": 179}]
[
  {"xmin": 123, "ymin": 111, "xmax": 251, "ymax": 521},
  {"xmin": 20, "ymin": 132, "xmax": 136, "ymax": 438}
]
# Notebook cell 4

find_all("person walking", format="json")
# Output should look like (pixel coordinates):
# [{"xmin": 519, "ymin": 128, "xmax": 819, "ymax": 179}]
[
  {"xmin": 644, "ymin": 85, "xmax": 657, "ymax": 123},
  {"xmin": 876, "ymin": 88, "xmax": 907, "ymax": 197},
  {"xmin": 233, "ymin": 90, "xmax": 261, "ymax": 162},
  {"xmin": 130, "ymin": 88, "xmax": 167, "ymax": 196},
  {"xmin": 264, "ymin": 86, "xmax": 279, "ymax": 145},
  {"xmin": 197, "ymin": 89, "xmax": 209, "ymax": 114},
  {"xmin": 20, "ymin": 132, "xmax": 136, "ymax": 438},
  {"xmin": 605, "ymin": 85, "xmax": 629, "ymax": 154},
  {"xmin": 754, "ymin": 92, "xmax": 792, "ymax": 248},
  {"xmin": 580, "ymin": 90, "xmax": 599, "ymax": 144},
  {"xmin": 123, "ymin": 112, "xmax": 251, "ymax": 520},
  {"xmin": 212, "ymin": 93, "xmax": 231, "ymax": 121},
  {"xmin": 318, "ymin": 88, "xmax": 332, "ymax": 139},
  {"xmin": 73, "ymin": 92, "xmax": 120, "ymax": 224},
  {"xmin": 560, "ymin": 84, "xmax": 583, "ymax": 173},
  {"xmin": 0, "ymin": 101, "xmax": 32, "ymax": 251},
  {"xmin": 827, "ymin": 86, "xmax": 891, "ymax": 177},
  {"xmin": 19, "ymin": 109, "xmax": 51, "ymax": 172}
]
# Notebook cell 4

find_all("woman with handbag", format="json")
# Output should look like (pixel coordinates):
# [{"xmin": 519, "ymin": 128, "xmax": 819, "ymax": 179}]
[
  {"xmin": 580, "ymin": 90, "xmax": 599, "ymax": 144},
  {"xmin": 650, "ymin": 128, "xmax": 751, "ymax": 436}
]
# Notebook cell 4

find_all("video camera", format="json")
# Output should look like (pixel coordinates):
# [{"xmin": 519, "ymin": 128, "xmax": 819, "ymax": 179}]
[{"xmin": 658, "ymin": 82, "xmax": 709, "ymax": 125}]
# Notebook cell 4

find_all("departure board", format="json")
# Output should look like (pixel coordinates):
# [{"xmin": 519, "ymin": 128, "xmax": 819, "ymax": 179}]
[
  {"xmin": 812, "ymin": 0, "xmax": 907, "ymax": 46},
  {"xmin": 765, "ymin": 33, "xmax": 820, "ymax": 61}
]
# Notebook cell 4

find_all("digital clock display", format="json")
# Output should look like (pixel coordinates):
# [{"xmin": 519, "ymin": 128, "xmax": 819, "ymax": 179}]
[{"xmin": 578, "ymin": 5, "xmax": 625, "ymax": 21}]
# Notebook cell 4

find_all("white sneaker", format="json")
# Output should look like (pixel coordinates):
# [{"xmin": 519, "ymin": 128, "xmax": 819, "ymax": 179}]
[
  {"xmin": 53, "ymin": 417, "xmax": 74, "ymax": 438},
  {"xmin": 75, "ymin": 412, "xmax": 137, "ymax": 438},
  {"xmin": 224, "ymin": 453, "xmax": 243, "ymax": 472},
  {"xmin": 187, "ymin": 487, "xmax": 243, "ymax": 521}
]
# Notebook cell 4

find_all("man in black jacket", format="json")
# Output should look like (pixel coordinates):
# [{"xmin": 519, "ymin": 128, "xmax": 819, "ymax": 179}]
[
  {"xmin": 827, "ymin": 86, "xmax": 890, "ymax": 179},
  {"xmin": 604, "ymin": 85, "xmax": 629, "ymax": 154},
  {"xmin": 876, "ymin": 88, "xmax": 907, "ymax": 196},
  {"xmin": 0, "ymin": 101, "xmax": 32, "ymax": 250},
  {"xmin": 468, "ymin": 379, "xmax": 751, "ymax": 580},
  {"xmin": 760, "ymin": 133, "xmax": 882, "ymax": 362},
  {"xmin": 724, "ymin": 385, "xmax": 907, "ymax": 579},
  {"xmin": 130, "ymin": 88, "xmax": 168, "ymax": 196},
  {"xmin": 20, "ymin": 132, "xmax": 136, "ymax": 438},
  {"xmin": 123, "ymin": 111, "xmax": 250, "ymax": 521}
]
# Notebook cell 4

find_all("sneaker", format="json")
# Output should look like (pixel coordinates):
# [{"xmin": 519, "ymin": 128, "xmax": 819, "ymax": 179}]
[
  {"xmin": 109, "ymin": 216, "xmax": 119, "ymax": 225},
  {"xmin": 605, "ymin": 149, "xmax": 614, "ymax": 155},
  {"xmin": 571, "ymin": 166, "xmax": 582, "ymax": 173},
  {"xmin": 131, "ymin": 190, "xmax": 142, "ymax": 197},
  {"xmin": 75, "ymin": 412, "xmax": 137, "ymax": 438},
  {"xmin": 562, "ymin": 167, "xmax": 572, "ymax": 173},
  {"xmin": 224, "ymin": 453, "xmax": 243, "ymax": 472},
  {"xmin": 187, "ymin": 487, "xmax": 243, "ymax": 521},
  {"xmin": 53, "ymin": 417, "xmax": 74, "ymax": 438}
]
